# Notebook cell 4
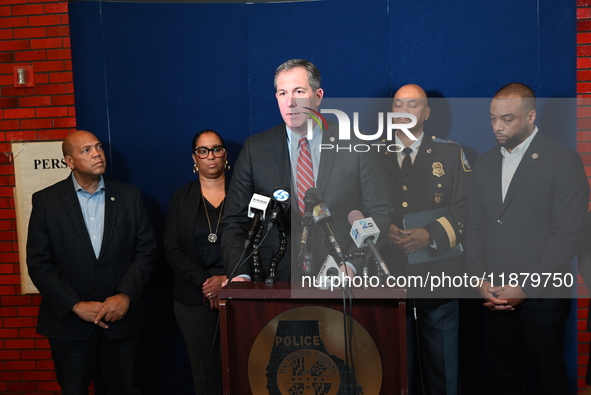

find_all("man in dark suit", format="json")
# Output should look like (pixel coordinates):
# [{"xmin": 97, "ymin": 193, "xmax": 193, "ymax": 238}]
[
  {"xmin": 466, "ymin": 83, "xmax": 589, "ymax": 394},
  {"xmin": 222, "ymin": 59, "xmax": 391, "ymax": 282},
  {"xmin": 26, "ymin": 130, "xmax": 156, "ymax": 395},
  {"xmin": 379, "ymin": 84, "xmax": 471, "ymax": 395}
]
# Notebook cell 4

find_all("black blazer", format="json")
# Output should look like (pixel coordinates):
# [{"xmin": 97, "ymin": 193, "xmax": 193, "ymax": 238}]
[
  {"xmin": 26, "ymin": 174, "xmax": 156, "ymax": 340},
  {"xmin": 164, "ymin": 179, "xmax": 227, "ymax": 305},
  {"xmin": 221, "ymin": 122, "xmax": 392, "ymax": 282},
  {"xmin": 466, "ymin": 132, "xmax": 589, "ymax": 305}
]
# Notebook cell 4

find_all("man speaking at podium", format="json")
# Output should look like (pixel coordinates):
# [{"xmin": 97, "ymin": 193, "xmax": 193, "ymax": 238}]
[{"xmin": 221, "ymin": 59, "xmax": 390, "ymax": 283}]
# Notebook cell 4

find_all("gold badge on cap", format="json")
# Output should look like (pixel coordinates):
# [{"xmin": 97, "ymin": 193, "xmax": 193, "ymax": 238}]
[
  {"xmin": 432, "ymin": 162, "xmax": 445, "ymax": 177},
  {"xmin": 434, "ymin": 193, "xmax": 443, "ymax": 204},
  {"xmin": 532, "ymin": 153, "xmax": 538, "ymax": 159}
]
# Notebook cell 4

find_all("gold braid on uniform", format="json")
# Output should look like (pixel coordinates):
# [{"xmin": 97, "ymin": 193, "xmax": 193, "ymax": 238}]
[{"xmin": 436, "ymin": 216, "xmax": 457, "ymax": 249}]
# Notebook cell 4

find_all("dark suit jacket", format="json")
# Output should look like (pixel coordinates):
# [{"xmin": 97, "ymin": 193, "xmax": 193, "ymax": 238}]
[
  {"xmin": 164, "ymin": 179, "xmax": 227, "ymax": 305},
  {"xmin": 466, "ymin": 132, "xmax": 589, "ymax": 305},
  {"xmin": 379, "ymin": 135, "xmax": 472, "ymax": 304},
  {"xmin": 26, "ymin": 174, "xmax": 156, "ymax": 340},
  {"xmin": 221, "ymin": 122, "xmax": 391, "ymax": 282}
]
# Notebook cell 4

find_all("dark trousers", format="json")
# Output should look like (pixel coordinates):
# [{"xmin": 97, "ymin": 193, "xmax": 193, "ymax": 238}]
[
  {"xmin": 407, "ymin": 300, "xmax": 459, "ymax": 395},
  {"xmin": 174, "ymin": 300, "xmax": 222, "ymax": 395},
  {"xmin": 488, "ymin": 303, "xmax": 570, "ymax": 395},
  {"xmin": 49, "ymin": 329, "xmax": 139, "ymax": 395}
]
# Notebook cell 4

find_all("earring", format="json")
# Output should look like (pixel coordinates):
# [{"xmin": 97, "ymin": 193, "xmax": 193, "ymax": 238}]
[
  {"xmin": 225, "ymin": 160, "xmax": 230, "ymax": 171},
  {"xmin": 193, "ymin": 163, "xmax": 198, "ymax": 174}
]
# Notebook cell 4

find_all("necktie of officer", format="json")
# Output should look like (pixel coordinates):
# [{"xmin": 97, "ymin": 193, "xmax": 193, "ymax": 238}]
[{"xmin": 401, "ymin": 147, "xmax": 413, "ymax": 179}]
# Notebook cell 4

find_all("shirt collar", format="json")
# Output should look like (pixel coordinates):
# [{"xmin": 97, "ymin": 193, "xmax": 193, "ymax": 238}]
[
  {"xmin": 395, "ymin": 130, "xmax": 424, "ymax": 152},
  {"xmin": 286, "ymin": 123, "xmax": 322, "ymax": 144},
  {"xmin": 500, "ymin": 126, "xmax": 539, "ymax": 158},
  {"xmin": 72, "ymin": 174, "xmax": 105, "ymax": 194},
  {"xmin": 286, "ymin": 123, "xmax": 323, "ymax": 152}
]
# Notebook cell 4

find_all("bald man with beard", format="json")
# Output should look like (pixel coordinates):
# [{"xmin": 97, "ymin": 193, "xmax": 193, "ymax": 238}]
[{"xmin": 466, "ymin": 83, "xmax": 588, "ymax": 394}]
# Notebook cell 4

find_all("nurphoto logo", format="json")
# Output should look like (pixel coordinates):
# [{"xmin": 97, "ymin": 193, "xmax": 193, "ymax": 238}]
[{"xmin": 305, "ymin": 109, "xmax": 418, "ymax": 152}]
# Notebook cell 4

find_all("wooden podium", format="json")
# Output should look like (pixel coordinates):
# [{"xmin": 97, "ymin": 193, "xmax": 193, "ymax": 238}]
[{"xmin": 219, "ymin": 282, "xmax": 407, "ymax": 394}]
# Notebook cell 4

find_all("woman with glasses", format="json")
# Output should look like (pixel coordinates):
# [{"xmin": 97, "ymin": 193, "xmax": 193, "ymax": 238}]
[{"xmin": 164, "ymin": 129, "xmax": 229, "ymax": 395}]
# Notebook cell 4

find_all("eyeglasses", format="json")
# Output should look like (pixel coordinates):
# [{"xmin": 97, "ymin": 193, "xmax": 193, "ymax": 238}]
[{"xmin": 193, "ymin": 146, "xmax": 226, "ymax": 159}]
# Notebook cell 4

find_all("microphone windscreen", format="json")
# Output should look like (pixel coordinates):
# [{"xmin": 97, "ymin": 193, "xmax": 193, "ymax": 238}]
[
  {"xmin": 348, "ymin": 209, "xmax": 364, "ymax": 225},
  {"xmin": 304, "ymin": 187, "xmax": 321, "ymax": 204}
]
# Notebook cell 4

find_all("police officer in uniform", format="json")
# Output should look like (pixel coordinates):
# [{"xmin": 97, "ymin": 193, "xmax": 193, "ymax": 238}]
[{"xmin": 379, "ymin": 84, "xmax": 471, "ymax": 395}]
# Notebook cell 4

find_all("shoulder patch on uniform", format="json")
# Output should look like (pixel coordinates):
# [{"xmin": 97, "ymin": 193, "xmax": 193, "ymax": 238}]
[{"xmin": 460, "ymin": 148, "xmax": 472, "ymax": 172}]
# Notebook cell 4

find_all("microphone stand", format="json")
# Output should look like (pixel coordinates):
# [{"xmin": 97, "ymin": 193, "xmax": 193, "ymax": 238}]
[
  {"xmin": 251, "ymin": 224, "xmax": 264, "ymax": 282},
  {"xmin": 267, "ymin": 230, "xmax": 287, "ymax": 283}
]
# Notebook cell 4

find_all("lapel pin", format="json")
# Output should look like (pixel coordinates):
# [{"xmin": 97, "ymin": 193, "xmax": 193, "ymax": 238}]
[
  {"xmin": 531, "ymin": 153, "xmax": 538, "ymax": 159},
  {"xmin": 111, "ymin": 197, "xmax": 115, "ymax": 201},
  {"xmin": 426, "ymin": 148, "xmax": 432, "ymax": 154}
]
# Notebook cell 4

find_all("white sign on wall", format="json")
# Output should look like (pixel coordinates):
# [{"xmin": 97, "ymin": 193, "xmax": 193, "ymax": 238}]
[{"xmin": 12, "ymin": 141, "xmax": 71, "ymax": 294}]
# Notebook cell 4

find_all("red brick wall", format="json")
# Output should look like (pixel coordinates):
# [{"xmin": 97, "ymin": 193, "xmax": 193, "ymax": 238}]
[
  {"xmin": 580, "ymin": 0, "xmax": 591, "ymax": 392},
  {"xmin": 0, "ymin": 0, "xmax": 76, "ymax": 393}
]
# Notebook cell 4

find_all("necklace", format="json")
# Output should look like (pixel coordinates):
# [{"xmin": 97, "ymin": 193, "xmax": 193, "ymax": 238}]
[{"xmin": 202, "ymin": 194, "xmax": 225, "ymax": 243}]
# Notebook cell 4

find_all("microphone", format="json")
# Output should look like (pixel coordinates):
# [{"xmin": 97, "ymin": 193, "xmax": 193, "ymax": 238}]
[
  {"xmin": 315, "ymin": 255, "xmax": 344, "ymax": 290},
  {"xmin": 267, "ymin": 189, "xmax": 290, "ymax": 232},
  {"xmin": 348, "ymin": 210, "xmax": 391, "ymax": 276},
  {"xmin": 272, "ymin": 188, "xmax": 290, "ymax": 208},
  {"xmin": 299, "ymin": 188, "xmax": 320, "ymax": 256},
  {"xmin": 245, "ymin": 193, "xmax": 271, "ymax": 248},
  {"xmin": 312, "ymin": 198, "xmax": 347, "ymax": 264}
]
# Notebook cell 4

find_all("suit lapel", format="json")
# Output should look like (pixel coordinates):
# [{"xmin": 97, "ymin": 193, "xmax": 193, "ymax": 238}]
[
  {"xmin": 491, "ymin": 150, "xmax": 504, "ymax": 213},
  {"xmin": 381, "ymin": 150, "xmax": 403, "ymax": 181},
  {"xmin": 273, "ymin": 125, "xmax": 292, "ymax": 191},
  {"xmin": 380, "ymin": 135, "xmax": 433, "ymax": 183},
  {"xmin": 499, "ymin": 133, "xmax": 545, "ymax": 216},
  {"xmin": 62, "ymin": 175, "xmax": 96, "ymax": 260},
  {"xmin": 316, "ymin": 124, "xmax": 337, "ymax": 198},
  {"xmin": 187, "ymin": 181, "xmax": 203, "ymax": 248},
  {"xmin": 100, "ymin": 179, "xmax": 117, "ymax": 260},
  {"xmin": 406, "ymin": 137, "xmax": 433, "ymax": 183}
]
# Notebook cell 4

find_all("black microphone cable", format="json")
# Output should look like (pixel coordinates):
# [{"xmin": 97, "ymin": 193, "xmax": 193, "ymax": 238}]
[
  {"xmin": 338, "ymin": 260, "xmax": 356, "ymax": 395},
  {"xmin": 202, "ymin": 309, "xmax": 222, "ymax": 395},
  {"xmin": 204, "ymin": 217, "xmax": 276, "ymax": 395},
  {"xmin": 226, "ymin": 224, "xmax": 273, "ymax": 281}
]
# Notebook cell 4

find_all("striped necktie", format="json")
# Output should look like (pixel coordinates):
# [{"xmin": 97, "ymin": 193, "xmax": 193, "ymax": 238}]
[{"xmin": 297, "ymin": 136, "xmax": 314, "ymax": 216}]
